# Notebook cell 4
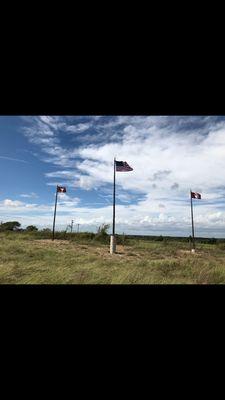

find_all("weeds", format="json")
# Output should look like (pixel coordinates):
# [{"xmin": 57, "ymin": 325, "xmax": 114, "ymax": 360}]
[{"xmin": 1, "ymin": 232, "xmax": 225, "ymax": 284}]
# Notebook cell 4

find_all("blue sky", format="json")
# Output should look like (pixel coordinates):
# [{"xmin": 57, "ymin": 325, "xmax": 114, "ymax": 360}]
[{"xmin": 1, "ymin": 115, "xmax": 225, "ymax": 237}]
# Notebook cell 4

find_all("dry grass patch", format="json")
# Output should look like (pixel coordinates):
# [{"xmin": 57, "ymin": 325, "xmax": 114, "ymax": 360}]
[{"xmin": 1, "ymin": 233, "xmax": 225, "ymax": 284}]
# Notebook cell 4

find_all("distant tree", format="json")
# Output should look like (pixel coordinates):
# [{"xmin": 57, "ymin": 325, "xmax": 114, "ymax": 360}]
[
  {"xmin": 26, "ymin": 225, "xmax": 38, "ymax": 232},
  {"xmin": 155, "ymin": 235, "xmax": 164, "ymax": 241},
  {"xmin": 209, "ymin": 237, "xmax": 217, "ymax": 245},
  {"xmin": 95, "ymin": 223, "xmax": 110, "ymax": 243},
  {"xmin": 97, "ymin": 223, "xmax": 110, "ymax": 235},
  {"xmin": 42, "ymin": 228, "xmax": 51, "ymax": 232},
  {"xmin": 0, "ymin": 221, "xmax": 21, "ymax": 231}
]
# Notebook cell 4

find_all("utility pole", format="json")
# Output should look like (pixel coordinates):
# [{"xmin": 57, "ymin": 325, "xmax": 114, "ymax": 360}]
[
  {"xmin": 77, "ymin": 223, "xmax": 80, "ymax": 233},
  {"xmin": 71, "ymin": 220, "xmax": 74, "ymax": 233}
]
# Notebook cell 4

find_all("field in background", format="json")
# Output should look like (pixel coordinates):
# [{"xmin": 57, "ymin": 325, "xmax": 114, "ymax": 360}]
[{"xmin": 1, "ymin": 231, "xmax": 225, "ymax": 284}]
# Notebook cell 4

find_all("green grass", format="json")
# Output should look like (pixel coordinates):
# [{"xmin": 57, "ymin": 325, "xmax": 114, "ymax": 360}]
[{"xmin": 1, "ymin": 232, "xmax": 225, "ymax": 284}]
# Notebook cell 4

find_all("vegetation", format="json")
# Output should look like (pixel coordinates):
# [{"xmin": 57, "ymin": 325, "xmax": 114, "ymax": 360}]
[
  {"xmin": 94, "ymin": 223, "xmax": 110, "ymax": 243},
  {"xmin": 0, "ymin": 221, "xmax": 21, "ymax": 231},
  {"xmin": 25, "ymin": 225, "xmax": 38, "ymax": 232},
  {"xmin": 1, "ymin": 230, "xmax": 225, "ymax": 284}
]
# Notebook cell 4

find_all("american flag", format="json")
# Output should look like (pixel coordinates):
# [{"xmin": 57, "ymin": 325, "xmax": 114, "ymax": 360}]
[
  {"xmin": 57, "ymin": 186, "xmax": 67, "ymax": 193},
  {"xmin": 191, "ymin": 192, "xmax": 201, "ymax": 199},
  {"xmin": 115, "ymin": 161, "xmax": 133, "ymax": 172}
]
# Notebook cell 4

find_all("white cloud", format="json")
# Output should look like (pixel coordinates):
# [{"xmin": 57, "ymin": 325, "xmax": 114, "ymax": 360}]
[
  {"xmin": 66, "ymin": 123, "xmax": 91, "ymax": 133},
  {"xmin": 3, "ymin": 199, "xmax": 25, "ymax": 207},
  {"xmin": 45, "ymin": 170, "xmax": 75, "ymax": 179},
  {"xmin": 0, "ymin": 156, "xmax": 28, "ymax": 163},
  {"xmin": 2, "ymin": 194, "xmax": 225, "ymax": 236},
  {"xmin": 73, "ymin": 122, "xmax": 225, "ymax": 199},
  {"xmin": 20, "ymin": 192, "xmax": 39, "ymax": 199}
]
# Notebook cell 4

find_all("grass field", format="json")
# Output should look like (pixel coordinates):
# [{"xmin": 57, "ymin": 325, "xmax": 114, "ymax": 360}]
[{"xmin": 1, "ymin": 231, "xmax": 225, "ymax": 284}]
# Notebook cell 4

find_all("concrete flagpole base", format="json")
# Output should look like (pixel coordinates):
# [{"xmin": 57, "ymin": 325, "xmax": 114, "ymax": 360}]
[{"xmin": 110, "ymin": 235, "xmax": 116, "ymax": 254}]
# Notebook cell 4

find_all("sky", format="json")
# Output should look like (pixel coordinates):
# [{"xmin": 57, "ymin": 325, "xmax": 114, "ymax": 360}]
[{"xmin": 1, "ymin": 115, "xmax": 225, "ymax": 237}]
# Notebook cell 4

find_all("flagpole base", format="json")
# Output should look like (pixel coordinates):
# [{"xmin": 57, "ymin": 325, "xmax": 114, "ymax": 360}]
[{"xmin": 110, "ymin": 235, "xmax": 116, "ymax": 254}]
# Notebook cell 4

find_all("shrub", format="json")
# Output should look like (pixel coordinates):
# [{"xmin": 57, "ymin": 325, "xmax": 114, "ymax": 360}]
[
  {"xmin": 97, "ymin": 224, "xmax": 110, "ymax": 235},
  {"xmin": 94, "ymin": 224, "xmax": 110, "ymax": 243},
  {"xmin": 42, "ymin": 228, "xmax": 51, "ymax": 232},
  {"xmin": 208, "ymin": 237, "xmax": 217, "ymax": 245},
  {"xmin": 26, "ymin": 225, "xmax": 38, "ymax": 232},
  {"xmin": 0, "ymin": 221, "xmax": 21, "ymax": 231},
  {"xmin": 155, "ymin": 235, "xmax": 164, "ymax": 241}
]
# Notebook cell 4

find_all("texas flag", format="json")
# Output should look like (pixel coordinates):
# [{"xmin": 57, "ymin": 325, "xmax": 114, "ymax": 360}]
[
  {"xmin": 57, "ymin": 186, "xmax": 67, "ymax": 193},
  {"xmin": 191, "ymin": 192, "xmax": 201, "ymax": 199}
]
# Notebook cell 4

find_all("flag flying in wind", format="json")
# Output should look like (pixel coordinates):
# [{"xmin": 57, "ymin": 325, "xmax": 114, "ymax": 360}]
[
  {"xmin": 115, "ymin": 161, "xmax": 133, "ymax": 172},
  {"xmin": 57, "ymin": 186, "xmax": 67, "ymax": 193},
  {"xmin": 191, "ymin": 192, "xmax": 201, "ymax": 199}
]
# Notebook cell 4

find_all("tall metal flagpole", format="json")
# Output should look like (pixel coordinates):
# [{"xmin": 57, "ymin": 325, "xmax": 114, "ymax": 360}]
[
  {"xmin": 52, "ymin": 186, "xmax": 58, "ymax": 241},
  {"xmin": 112, "ymin": 157, "xmax": 116, "ymax": 236},
  {"xmin": 110, "ymin": 157, "xmax": 116, "ymax": 254},
  {"xmin": 190, "ymin": 189, "xmax": 195, "ymax": 252}
]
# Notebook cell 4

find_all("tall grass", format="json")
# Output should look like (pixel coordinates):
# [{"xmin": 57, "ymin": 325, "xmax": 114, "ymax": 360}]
[{"xmin": 1, "ymin": 231, "xmax": 225, "ymax": 284}]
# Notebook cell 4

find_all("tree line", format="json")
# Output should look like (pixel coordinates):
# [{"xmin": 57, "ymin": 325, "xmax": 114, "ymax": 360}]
[
  {"xmin": 0, "ymin": 221, "xmax": 39, "ymax": 232},
  {"xmin": 0, "ymin": 221, "xmax": 223, "ymax": 245},
  {"xmin": 0, "ymin": 221, "xmax": 110, "ymax": 235}
]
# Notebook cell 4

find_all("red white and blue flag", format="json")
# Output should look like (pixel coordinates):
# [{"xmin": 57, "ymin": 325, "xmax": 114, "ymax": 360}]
[
  {"xmin": 115, "ymin": 161, "xmax": 133, "ymax": 172},
  {"xmin": 191, "ymin": 192, "xmax": 201, "ymax": 199}
]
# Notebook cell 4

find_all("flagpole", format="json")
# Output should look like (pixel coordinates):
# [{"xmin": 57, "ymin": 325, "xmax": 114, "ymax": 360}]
[
  {"xmin": 190, "ymin": 189, "xmax": 195, "ymax": 251},
  {"xmin": 112, "ymin": 157, "xmax": 116, "ymax": 236},
  {"xmin": 52, "ymin": 185, "xmax": 58, "ymax": 241},
  {"xmin": 110, "ymin": 158, "xmax": 116, "ymax": 254}
]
